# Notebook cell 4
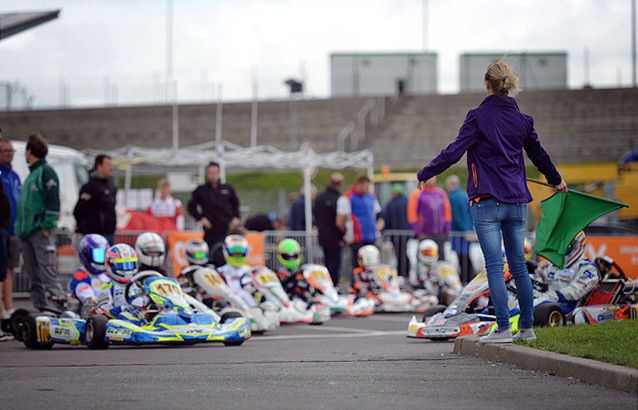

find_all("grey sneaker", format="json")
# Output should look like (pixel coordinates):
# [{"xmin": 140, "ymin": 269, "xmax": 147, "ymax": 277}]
[
  {"xmin": 513, "ymin": 328, "xmax": 537, "ymax": 341},
  {"xmin": 479, "ymin": 328, "xmax": 512, "ymax": 343},
  {"xmin": 0, "ymin": 331, "xmax": 14, "ymax": 342}
]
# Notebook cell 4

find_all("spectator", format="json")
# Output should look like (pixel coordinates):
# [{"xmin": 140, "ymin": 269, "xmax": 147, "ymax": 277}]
[
  {"xmin": 0, "ymin": 166, "xmax": 11, "ymax": 337},
  {"xmin": 74, "ymin": 154, "xmax": 117, "ymax": 244},
  {"xmin": 187, "ymin": 161, "xmax": 240, "ymax": 267},
  {"xmin": 314, "ymin": 173, "xmax": 345, "ymax": 285},
  {"xmin": 0, "ymin": 137, "xmax": 21, "ymax": 319},
  {"xmin": 147, "ymin": 178, "xmax": 185, "ymax": 231},
  {"xmin": 336, "ymin": 174, "xmax": 384, "ymax": 271},
  {"xmin": 445, "ymin": 175, "xmax": 475, "ymax": 284},
  {"xmin": 411, "ymin": 176, "xmax": 451, "ymax": 261},
  {"xmin": 382, "ymin": 183, "xmax": 411, "ymax": 276},
  {"xmin": 244, "ymin": 213, "xmax": 285, "ymax": 232},
  {"xmin": 280, "ymin": 193, "xmax": 298, "ymax": 230},
  {"xmin": 15, "ymin": 132, "xmax": 66, "ymax": 311},
  {"xmin": 289, "ymin": 184, "xmax": 317, "ymax": 231},
  {"xmin": 415, "ymin": 57, "xmax": 566, "ymax": 343}
]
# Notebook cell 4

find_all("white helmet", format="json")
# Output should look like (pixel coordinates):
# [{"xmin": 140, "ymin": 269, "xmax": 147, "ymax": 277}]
[
  {"xmin": 358, "ymin": 245, "xmax": 380, "ymax": 271},
  {"xmin": 564, "ymin": 231, "xmax": 586, "ymax": 268},
  {"xmin": 135, "ymin": 232, "xmax": 166, "ymax": 268},
  {"xmin": 418, "ymin": 239, "xmax": 439, "ymax": 265},
  {"xmin": 185, "ymin": 239, "xmax": 209, "ymax": 266}
]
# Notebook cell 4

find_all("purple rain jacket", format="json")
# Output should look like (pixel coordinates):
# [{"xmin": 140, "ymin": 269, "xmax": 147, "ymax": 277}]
[{"xmin": 417, "ymin": 95, "xmax": 562, "ymax": 203}]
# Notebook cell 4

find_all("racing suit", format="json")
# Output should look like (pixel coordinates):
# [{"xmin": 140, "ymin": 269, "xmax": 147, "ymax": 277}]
[
  {"xmin": 276, "ymin": 266, "xmax": 314, "ymax": 302},
  {"xmin": 351, "ymin": 267, "xmax": 380, "ymax": 299},
  {"xmin": 217, "ymin": 264, "xmax": 258, "ymax": 308},
  {"xmin": 535, "ymin": 257, "xmax": 600, "ymax": 307},
  {"xmin": 69, "ymin": 268, "xmax": 129, "ymax": 318}
]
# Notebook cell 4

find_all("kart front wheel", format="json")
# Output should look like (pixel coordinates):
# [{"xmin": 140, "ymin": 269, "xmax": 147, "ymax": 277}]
[
  {"xmin": 85, "ymin": 315, "xmax": 110, "ymax": 350},
  {"xmin": 22, "ymin": 314, "xmax": 53, "ymax": 350},
  {"xmin": 223, "ymin": 340, "xmax": 245, "ymax": 346},
  {"xmin": 533, "ymin": 303, "xmax": 565, "ymax": 327}
]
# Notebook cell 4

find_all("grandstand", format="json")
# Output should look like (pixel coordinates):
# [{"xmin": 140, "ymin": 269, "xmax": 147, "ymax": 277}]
[{"xmin": 0, "ymin": 87, "xmax": 636, "ymax": 168}]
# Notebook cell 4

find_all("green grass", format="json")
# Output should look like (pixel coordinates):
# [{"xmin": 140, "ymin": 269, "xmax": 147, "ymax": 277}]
[{"xmin": 516, "ymin": 320, "xmax": 638, "ymax": 369}]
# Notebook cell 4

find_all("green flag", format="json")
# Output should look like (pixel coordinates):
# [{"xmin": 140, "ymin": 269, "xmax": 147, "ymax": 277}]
[{"xmin": 535, "ymin": 190, "xmax": 628, "ymax": 269}]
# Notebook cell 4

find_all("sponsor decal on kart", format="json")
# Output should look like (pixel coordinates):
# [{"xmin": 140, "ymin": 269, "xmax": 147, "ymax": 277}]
[
  {"xmin": 106, "ymin": 328, "xmax": 133, "ymax": 339},
  {"xmin": 422, "ymin": 326, "xmax": 460, "ymax": 335},
  {"xmin": 36, "ymin": 317, "xmax": 51, "ymax": 343},
  {"xmin": 53, "ymin": 327, "xmax": 72, "ymax": 338}
]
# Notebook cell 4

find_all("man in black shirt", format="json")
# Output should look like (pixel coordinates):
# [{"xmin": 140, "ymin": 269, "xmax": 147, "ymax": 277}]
[
  {"xmin": 313, "ymin": 173, "xmax": 344, "ymax": 286},
  {"xmin": 187, "ymin": 161, "xmax": 240, "ymax": 266},
  {"xmin": 74, "ymin": 155, "xmax": 117, "ymax": 244}
]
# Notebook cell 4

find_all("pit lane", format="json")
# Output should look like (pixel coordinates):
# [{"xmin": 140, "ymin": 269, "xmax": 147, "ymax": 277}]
[{"xmin": 1, "ymin": 312, "xmax": 635, "ymax": 409}]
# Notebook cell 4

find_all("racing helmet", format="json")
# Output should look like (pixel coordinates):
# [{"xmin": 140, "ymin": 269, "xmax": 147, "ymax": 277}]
[
  {"xmin": 358, "ymin": 245, "xmax": 380, "ymax": 272},
  {"xmin": 564, "ymin": 231, "xmax": 586, "ymax": 268},
  {"xmin": 78, "ymin": 234, "xmax": 110, "ymax": 275},
  {"xmin": 223, "ymin": 235, "xmax": 249, "ymax": 267},
  {"xmin": 135, "ymin": 232, "xmax": 166, "ymax": 268},
  {"xmin": 105, "ymin": 243, "xmax": 138, "ymax": 283},
  {"xmin": 277, "ymin": 238, "xmax": 301, "ymax": 271},
  {"xmin": 418, "ymin": 239, "xmax": 439, "ymax": 265},
  {"xmin": 185, "ymin": 239, "xmax": 209, "ymax": 266}
]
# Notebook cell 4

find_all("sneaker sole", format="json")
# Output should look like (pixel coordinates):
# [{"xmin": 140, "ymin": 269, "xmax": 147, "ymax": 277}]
[{"xmin": 479, "ymin": 338, "xmax": 513, "ymax": 343}]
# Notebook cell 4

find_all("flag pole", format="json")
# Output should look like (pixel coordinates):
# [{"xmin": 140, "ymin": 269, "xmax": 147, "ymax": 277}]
[{"xmin": 526, "ymin": 177, "xmax": 555, "ymax": 188}]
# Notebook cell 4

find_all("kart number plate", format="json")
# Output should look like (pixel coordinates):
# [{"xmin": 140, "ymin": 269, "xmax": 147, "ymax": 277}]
[
  {"xmin": 423, "ymin": 326, "xmax": 459, "ymax": 335},
  {"xmin": 202, "ymin": 272, "xmax": 224, "ymax": 287}
]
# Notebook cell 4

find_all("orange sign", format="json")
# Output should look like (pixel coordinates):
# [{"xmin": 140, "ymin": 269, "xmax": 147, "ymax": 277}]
[
  {"xmin": 585, "ymin": 236, "xmax": 638, "ymax": 280},
  {"xmin": 166, "ymin": 231, "xmax": 265, "ymax": 277}
]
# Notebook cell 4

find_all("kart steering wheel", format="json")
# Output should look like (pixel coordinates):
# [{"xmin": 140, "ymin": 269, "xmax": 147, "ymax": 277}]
[{"xmin": 124, "ymin": 271, "xmax": 164, "ymax": 303}]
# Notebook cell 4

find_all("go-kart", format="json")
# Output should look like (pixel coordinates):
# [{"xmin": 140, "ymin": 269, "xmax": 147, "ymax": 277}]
[
  {"xmin": 407, "ymin": 267, "xmax": 515, "ymax": 340},
  {"xmin": 179, "ymin": 265, "xmax": 280, "ymax": 333},
  {"xmin": 4, "ymin": 270, "xmax": 251, "ymax": 349},
  {"xmin": 252, "ymin": 267, "xmax": 331, "ymax": 325},
  {"xmin": 530, "ymin": 258, "xmax": 638, "ymax": 327},
  {"xmin": 416, "ymin": 260, "xmax": 463, "ymax": 306},
  {"xmin": 368, "ymin": 264, "xmax": 438, "ymax": 313},
  {"xmin": 302, "ymin": 264, "xmax": 374, "ymax": 316}
]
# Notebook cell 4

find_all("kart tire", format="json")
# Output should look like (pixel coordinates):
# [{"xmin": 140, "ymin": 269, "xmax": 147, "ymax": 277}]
[
  {"xmin": 223, "ymin": 340, "xmax": 244, "ymax": 347},
  {"xmin": 22, "ymin": 314, "xmax": 53, "ymax": 350},
  {"xmin": 8, "ymin": 309, "xmax": 32, "ymax": 341},
  {"xmin": 220, "ymin": 311, "xmax": 243, "ymax": 323},
  {"xmin": 533, "ymin": 303, "xmax": 566, "ymax": 327},
  {"xmin": 85, "ymin": 315, "xmax": 110, "ymax": 350},
  {"xmin": 422, "ymin": 305, "xmax": 447, "ymax": 322}
]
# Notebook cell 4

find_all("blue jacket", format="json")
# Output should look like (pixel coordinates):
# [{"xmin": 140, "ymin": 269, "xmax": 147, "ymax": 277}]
[
  {"xmin": 382, "ymin": 194, "xmax": 410, "ymax": 230},
  {"xmin": 448, "ymin": 188, "xmax": 473, "ymax": 232},
  {"xmin": 417, "ymin": 95, "xmax": 561, "ymax": 203},
  {"xmin": 0, "ymin": 163, "xmax": 21, "ymax": 234}
]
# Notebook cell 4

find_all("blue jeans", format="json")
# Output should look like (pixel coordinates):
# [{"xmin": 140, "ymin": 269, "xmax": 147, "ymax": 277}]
[{"xmin": 471, "ymin": 199, "xmax": 533, "ymax": 330}]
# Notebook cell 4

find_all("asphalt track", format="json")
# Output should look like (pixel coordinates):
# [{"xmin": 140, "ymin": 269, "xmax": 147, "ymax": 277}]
[{"xmin": 1, "ymin": 312, "xmax": 636, "ymax": 410}]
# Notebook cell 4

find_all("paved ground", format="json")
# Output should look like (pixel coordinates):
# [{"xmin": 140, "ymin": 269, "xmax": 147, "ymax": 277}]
[{"xmin": 1, "ymin": 311, "xmax": 636, "ymax": 409}]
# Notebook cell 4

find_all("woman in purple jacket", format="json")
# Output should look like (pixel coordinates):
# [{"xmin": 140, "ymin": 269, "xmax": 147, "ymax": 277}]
[{"xmin": 416, "ymin": 58, "xmax": 567, "ymax": 343}]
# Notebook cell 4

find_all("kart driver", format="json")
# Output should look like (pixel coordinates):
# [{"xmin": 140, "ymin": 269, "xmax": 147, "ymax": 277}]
[
  {"xmin": 102, "ymin": 243, "xmax": 141, "ymax": 319},
  {"xmin": 532, "ymin": 232, "xmax": 600, "ymax": 306},
  {"xmin": 178, "ymin": 238, "xmax": 213, "ymax": 291},
  {"xmin": 276, "ymin": 238, "xmax": 314, "ymax": 302},
  {"xmin": 351, "ymin": 245, "xmax": 382, "ymax": 299},
  {"xmin": 135, "ymin": 232, "xmax": 167, "ymax": 275},
  {"xmin": 69, "ymin": 234, "xmax": 112, "ymax": 315},
  {"xmin": 216, "ymin": 234, "xmax": 259, "ymax": 308}
]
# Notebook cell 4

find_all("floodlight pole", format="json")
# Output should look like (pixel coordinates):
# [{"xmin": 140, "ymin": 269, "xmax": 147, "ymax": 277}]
[
  {"xmin": 632, "ymin": 0, "xmax": 637, "ymax": 87},
  {"xmin": 172, "ymin": 80, "xmax": 179, "ymax": 150},
  {"xmin": 250, "ymin": 77, "xmax": 258, "ymax": 147},
  {"xmin": 166, "ymin": 0, "xmax": 173, "ymax": 103}
]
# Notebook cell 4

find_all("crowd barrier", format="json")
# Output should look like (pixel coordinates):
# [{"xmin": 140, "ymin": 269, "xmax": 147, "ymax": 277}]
[{"xmin": 12, "ymin": 228, "xmax": 484, "ymax": 297}]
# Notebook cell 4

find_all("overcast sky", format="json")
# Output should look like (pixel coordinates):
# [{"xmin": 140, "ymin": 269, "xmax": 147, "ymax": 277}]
[{"xmin": 0, "ymin": 0, "xmax": 634, "ymax": 108}]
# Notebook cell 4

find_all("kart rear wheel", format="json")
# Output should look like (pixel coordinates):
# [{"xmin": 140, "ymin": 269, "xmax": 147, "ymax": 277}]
[
  {"xmin": 422, "ymin": 305, "xmax": 447, "ymax": 322},
  {"xmin": 533, "ymin": 303, "xmax": 565, "ymax": 327},
  {"xmin": 22, "ymin": 314, "xmax": 53, "ymax": 350},
  {"xmin": 85, "ymin": 315, "xmax": 110, "ymax": 350},
  {"xmin": 5, "ymin": 309, "xmax": 31, "ymax": 340}
]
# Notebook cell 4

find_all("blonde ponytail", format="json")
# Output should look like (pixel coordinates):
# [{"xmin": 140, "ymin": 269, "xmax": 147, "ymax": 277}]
[{"xmin": 485, "ymin": 56, "xmax": 521, "ymax": 97}]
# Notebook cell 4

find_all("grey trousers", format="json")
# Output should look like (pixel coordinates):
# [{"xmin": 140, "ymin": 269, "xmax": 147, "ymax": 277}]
[{"xmin": 21, "ymin": 229, "xmax": 65, "ymax": 310}]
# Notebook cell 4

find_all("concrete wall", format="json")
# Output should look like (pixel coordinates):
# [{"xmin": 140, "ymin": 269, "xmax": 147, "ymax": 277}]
[{"xmin": 1, "ymin": 88, "xmax": 636, "ymax": 169}]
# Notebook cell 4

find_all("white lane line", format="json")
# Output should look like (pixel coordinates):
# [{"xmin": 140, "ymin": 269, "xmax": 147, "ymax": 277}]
[
  {"xmin": 365, "ymin": 315, "xmax": 415, "ymax": 323},
  {"xmin": 293, "ymin": 325, "xmax": 372, "ymax": 333},
  {"xmin": 250, "ymin": 330, "xmax": 405, "ymax": 341}
]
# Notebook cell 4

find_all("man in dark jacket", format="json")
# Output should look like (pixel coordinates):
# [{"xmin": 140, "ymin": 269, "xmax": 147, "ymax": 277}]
[
  {"xmin": 382, "ymin": 183, "xmax": 411, "ymax": 276},
  {"xmin": 313, "ymin": 173, "xmax": 344, "ymax": 285},
  {"xmin": 187, "ymin": 161, "xmax": 240, "ymax": 266},
  {"xmin": 74, "ymin": 155, "xmax": 117, "ymax": 244}
]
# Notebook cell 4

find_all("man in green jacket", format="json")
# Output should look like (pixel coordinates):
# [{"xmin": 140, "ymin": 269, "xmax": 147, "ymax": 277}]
[{"xmin": 15, "ymin": 132, "xmax": 65, "ymax": 311}]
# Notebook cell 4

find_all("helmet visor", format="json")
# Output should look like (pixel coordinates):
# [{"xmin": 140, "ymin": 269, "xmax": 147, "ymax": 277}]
[
  {"xmin": 92, "ymin": 248, "xmax": 107, "ymax": 264},
  {"xmin": 280, "ymin": 253, "xmax": 299, "ymax": 261},
  {"xmin": 110, "ymin": 257, "xmax": 137, "ymax": 271},
  {"xmin": 190, "ymin": 251, "xmax": 208, "ymax": 260}
]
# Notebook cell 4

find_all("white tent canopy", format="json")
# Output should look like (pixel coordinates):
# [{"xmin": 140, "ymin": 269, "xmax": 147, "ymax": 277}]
[{"xmin": 84, "ymin": 141, "xmax": 374, "ymax": 260}]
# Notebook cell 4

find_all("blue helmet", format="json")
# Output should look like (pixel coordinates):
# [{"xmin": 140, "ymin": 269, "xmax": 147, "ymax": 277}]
[
  {"xmin": 105, "ymin": 244, "xmax": 139, "ymax": 283},
  {"xmin": 78, "ymin": 234, "xmax": 110, "ymax": 275}
]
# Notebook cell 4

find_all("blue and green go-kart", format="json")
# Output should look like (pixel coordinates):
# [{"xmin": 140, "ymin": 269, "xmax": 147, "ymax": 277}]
[{"xmin": 5, "ymin": 271, "xmax": 251, "ymax": 349}]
